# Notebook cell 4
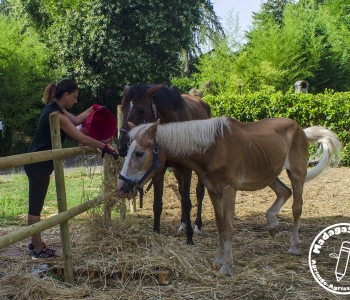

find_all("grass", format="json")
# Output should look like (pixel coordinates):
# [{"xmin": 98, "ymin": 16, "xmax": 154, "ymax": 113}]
[{"xmin": 0, "ymin": 167, "xmax": 104, "ymax": 226}]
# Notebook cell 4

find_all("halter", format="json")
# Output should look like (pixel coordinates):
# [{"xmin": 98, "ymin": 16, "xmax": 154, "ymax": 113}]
[{"xmin": 118, "ymin": 138, "xmax": 162, "ymax": 208}]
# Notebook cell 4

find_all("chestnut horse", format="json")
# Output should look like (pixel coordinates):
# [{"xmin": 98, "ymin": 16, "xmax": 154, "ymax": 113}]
[
  {"xmin": 117, "ymin": 84, "xmax": 211, "ymax": 244},
  {"xmin": 116, "ymin": 116, "xmax": 341, "ymax": 276}
]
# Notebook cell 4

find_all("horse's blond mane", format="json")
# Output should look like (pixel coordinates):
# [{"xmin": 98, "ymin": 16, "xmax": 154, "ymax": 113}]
[{"xmin": 128, "ymin": 116, "xmax": 232, "ymax": 157}]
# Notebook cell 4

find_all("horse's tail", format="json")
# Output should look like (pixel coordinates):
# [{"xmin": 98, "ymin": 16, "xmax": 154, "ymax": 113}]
[{"xmin": 304, "ymin": 126, "xmax": 342, "ymax": 183}]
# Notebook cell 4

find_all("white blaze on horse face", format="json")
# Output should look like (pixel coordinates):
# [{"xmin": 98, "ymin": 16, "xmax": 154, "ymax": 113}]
[
  {"xmin": 126, "ymin": 101, "xmax": 133, "ymax": 121},
  {"xmin": 119, "ymin": 140, "xmax": 147, "ymax": 182}
]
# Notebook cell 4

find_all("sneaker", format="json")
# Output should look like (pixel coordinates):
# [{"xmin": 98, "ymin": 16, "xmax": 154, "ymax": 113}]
[
  {"xmin": 28, "ymin": 241, "xmax": 47, "ymax": 251},
  {"xmin": 28, "ymin": 242, "xmax": 34, "ymax": 251},
  {"xmin": 32, "ymin": 247, "xmax": 56, "ymax": 259}
]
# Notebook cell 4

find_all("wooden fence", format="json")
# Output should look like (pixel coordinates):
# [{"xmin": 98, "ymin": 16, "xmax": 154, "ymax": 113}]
[{"xmin": 0, "ymin": 112, "xmax": 124, "ymax": 283}]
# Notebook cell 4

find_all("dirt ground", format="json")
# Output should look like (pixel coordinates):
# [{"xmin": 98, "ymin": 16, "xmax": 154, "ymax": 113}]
[{"xmin": 1, "ymin": 166, "xmax": 350, "ymax": 299}]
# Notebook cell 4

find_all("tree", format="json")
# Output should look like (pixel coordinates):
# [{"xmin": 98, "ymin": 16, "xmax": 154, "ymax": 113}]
[
  {"xmin": 0, "ymin": 13, "xmax": 52, "ymax": 155},
  {"xmin": 211, "ymin": 1, "xmax": 350, "ymax": 92},
  {"xmin": 14, "ymin": 0, "xmax": 223, "ymax": 108},
  {"xmin": 0, "ymin": 0, "xmax": 11, "ymax": 14},
  {"xmin": 251, "ymin": 0, "xmax": 293, "ymax": 28}
]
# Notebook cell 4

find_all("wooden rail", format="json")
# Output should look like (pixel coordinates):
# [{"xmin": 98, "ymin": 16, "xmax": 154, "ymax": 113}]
[
  {"xmin": 0, "ymin": 146, "xmax": 96, "ymax": 171},
  {"xmin": 0, "ymin": 195, "xmax": 105, "ymax": 249}
]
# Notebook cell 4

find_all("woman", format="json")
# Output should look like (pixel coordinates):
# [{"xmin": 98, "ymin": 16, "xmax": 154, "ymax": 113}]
[{"xmin": 24, "ymin": 79, "xmax": 117, "ymax": 259}]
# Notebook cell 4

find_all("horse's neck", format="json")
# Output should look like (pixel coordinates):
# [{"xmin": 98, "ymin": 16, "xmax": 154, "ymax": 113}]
[
  {"xmin": 155, "ymin": 106, "xmax": 183, "ymax": 123},
  {"xmin": 156, "ymin": 117, "xmax": 231, "ymax": 158}
]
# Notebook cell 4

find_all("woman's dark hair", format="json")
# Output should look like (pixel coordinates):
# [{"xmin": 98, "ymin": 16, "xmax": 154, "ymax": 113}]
[{"xmin": 43, "ymin": 79, "xmax": 79, "ymax": 104}]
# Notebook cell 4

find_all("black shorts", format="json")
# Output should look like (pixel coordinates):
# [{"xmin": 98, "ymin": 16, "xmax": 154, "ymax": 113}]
[{"xmin": 24, "ymin": 169, "xmax": 51, "ymax": 216}]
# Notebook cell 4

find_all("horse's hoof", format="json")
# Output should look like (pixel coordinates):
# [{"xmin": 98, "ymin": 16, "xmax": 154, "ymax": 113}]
[
  {"xmin": 178, "ymin": 222, "xmax": 187, "ymax": 231},
  {"xmin": 186, "ymin": 239, "xmax": 195, "ymax": 245},
  {"xmin": 194, "ymin": 225, "xmax": 202, "ymax": 234},
  {"xmin": 268, "ymin": 224, "xmax": 281, "ymax": 236},
  {"xmin": 288, "ymin": 247, "xmax": 301, "ymax": 256},
  {"xmin": 218, "ymin": 265, "xmax": 232, "ymax": 277},
  {"xmin": 214, "ymin": 257, "xmax": 223, "ymax": 265}
]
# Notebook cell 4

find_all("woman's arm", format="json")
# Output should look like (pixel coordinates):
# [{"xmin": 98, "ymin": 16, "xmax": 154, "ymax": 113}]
[
  {"xmin": 62, "ymin": 106, "xmax": 94, "ymax": 126},
  {"xmin": 58, "ymin": 113, "xmax": 105, "ymax": 148},
  {"xmin": 56, "ymin": 111, "xmax": 118, "ymax": 159}
]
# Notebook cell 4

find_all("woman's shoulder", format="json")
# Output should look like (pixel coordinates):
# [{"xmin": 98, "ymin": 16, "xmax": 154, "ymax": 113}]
[{"xmin": 43, "ymin": 102, "xmax": 63, "ymax": 113}]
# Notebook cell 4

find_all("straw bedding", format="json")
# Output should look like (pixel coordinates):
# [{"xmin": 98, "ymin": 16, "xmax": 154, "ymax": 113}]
[{"xmin": 1, "ymin": 167, "xmax": 350, "ymax": 299}]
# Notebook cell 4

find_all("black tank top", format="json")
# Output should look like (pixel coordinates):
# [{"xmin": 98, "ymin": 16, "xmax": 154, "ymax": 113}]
[{"xmin": 24, "ymin": 102, "xmax": 67, "ymax": 175}]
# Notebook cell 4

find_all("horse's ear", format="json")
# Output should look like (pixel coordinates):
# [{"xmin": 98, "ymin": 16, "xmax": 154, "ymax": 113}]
[
  {"xmin": 145, "ymin": 119, "xmax": 160, "ymax": 139},
  {"xmin": 146, "ymin": 85, "xmax": 162, "ymax": 98},
  {"xmin": 124, "ymin": 85, "xmax": 130, "ymax": 93},
  {"xmin": 128, "ymin": 122, "xmax": 136, "ymax": 129},
  {"xmin": 170, "ymin": 85, "xmax": 181, "ymax": 95}
]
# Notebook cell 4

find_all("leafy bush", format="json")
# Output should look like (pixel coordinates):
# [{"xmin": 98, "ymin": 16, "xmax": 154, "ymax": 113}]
[
  {"xmin": 204, "ymin": 89, "xmax": 350, "ymax": 166},
  {"xmin": 171, "ymin": 77, "xmax": 196, "ymax": 94},
  {"xmin": 0, "ymin": 15, "xmax": 53, "ymax": 156}
]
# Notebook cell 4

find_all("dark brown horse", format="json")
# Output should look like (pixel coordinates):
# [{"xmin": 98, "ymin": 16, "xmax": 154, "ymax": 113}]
[
  {"xmin": 116, "ymin": 117, "xmax": 341, "ymax": 275},
  {"xmin": 117, "ymin": 84, "xmax": 211, "ymax": 244}
]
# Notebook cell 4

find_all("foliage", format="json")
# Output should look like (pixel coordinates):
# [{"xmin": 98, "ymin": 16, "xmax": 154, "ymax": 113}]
[
  {"xmin": 0, "ymin": 0, "xmax": 223, "ymax": 157},
  {"xmin": 0, "ymin": 14, "xmax": 52, "ymax": 156},
  {"xmin": 14, "ymin": 0, "xmax": 223, "ymax": 109},
  {"xmin": 247, "ymin": 3, "xmax": 350, "ymax": 93},
  {"xmin": 192, "ymin": 40, "xmax": 239, "ymax": 95},
  {"xmin": 251, "ymin": 0, "xmax": 292, "ymax": 27},
  {"xmin": 204, "ymin": 89, "xmax": 350, "ymax": 165},
  {"xmin": 181, "ymin": 9, "xmax": 245, "ymax": 95},
  {"xmin": 171, "ymin": 77, "xmax": 196, "ymax": 94},
  {"xmin": 184, "ymin": 1, "xmax": 350, "ymax": 95},
  {"xmin": 3, "ymin": 0, "xmax": 350, "ymax": 161}
]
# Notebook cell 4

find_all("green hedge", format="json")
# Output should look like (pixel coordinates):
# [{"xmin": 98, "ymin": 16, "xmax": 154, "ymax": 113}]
[{"xmin": 204, "ymin": 90, "xmax": 350, "ymax": 166}]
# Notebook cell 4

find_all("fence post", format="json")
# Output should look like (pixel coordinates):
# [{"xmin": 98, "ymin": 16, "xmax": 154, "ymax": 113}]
[
  {"xmin": 103, "ymin": 149, "xmax": 118, "ymax": 219},
  {"xmin": 49, "ymin": 114, "xmax": 74, "ymax": 284},
  {"xmin": 117, "ymin": 105, "xmax": 128, "ymax": 220},
  {"xmin": 117, "ymin": 105, "xmax": 136, "ymax": 214}
]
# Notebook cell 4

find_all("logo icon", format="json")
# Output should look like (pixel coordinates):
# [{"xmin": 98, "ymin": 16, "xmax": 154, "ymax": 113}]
[
  {"xmin": 309, "ymin": 223, "xmax": 350, "ymax": 295},
  {"xmin": 329, "ymin": 241, "xmax": 350, "ymax": 282}
]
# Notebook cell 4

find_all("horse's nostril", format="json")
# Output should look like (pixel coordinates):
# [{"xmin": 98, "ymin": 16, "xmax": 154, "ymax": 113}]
[
  {"xmin": 118, "ymin": 151, "xmax": 126, "ymax": 157},
  {"xmin": 118, "ymin": 145, "xmax": 127, "ymax": 157},
  {"xmin": 122, "ymin": 182, "xmax": 132, "ymax": 194}
]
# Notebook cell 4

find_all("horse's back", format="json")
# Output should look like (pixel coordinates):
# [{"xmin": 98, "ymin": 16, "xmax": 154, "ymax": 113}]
[
  {"xmin": 230, "ymin": 117, "xmax": 304, "ymax": 138},
  {"xmin": 217, "ymin": 117, "xmax": 309, "ymax": 190},
  {"xmin": 125, "ymin": 84, "xmax": 211, "ymax": 121},
  {"xmin": 181, "ymin": 94, "xmax": 211, "ymax": 120}
]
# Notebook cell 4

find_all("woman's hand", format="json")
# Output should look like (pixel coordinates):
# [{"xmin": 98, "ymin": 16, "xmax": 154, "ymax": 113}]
[{"xmin": 102, "ymin": 143, "xmax": 119, "ymax": 160}]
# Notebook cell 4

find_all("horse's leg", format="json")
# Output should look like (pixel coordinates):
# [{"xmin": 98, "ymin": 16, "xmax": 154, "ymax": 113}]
[
  {"xmin": 208, "ymin": 187, "xmax": 236, "ymax": 276},
  {"xmin": 153, "ymin": 167, "xmax": 167, "ymax": 234},
  {"xmin": 175, "ymin": 169, "xmax": 205, "ymax": 234},
  {"xmin": 194, "ymin": 179, "xmax": 205, "ymax": 234},
  {"xmin": 207, "ymin": 190, "xmax": 224, "ymax": 265},
  {"xmin": 181, "ymin": 167, "xmax": 194, "ymax": 245},
  {"xmin": 172, "ymin": 168, "xmax": 186, "ymax": 231},
  {"xmin": 218, "ymin": 186, "xmax": 236, "ymax": 276},
  {"xmin": 266, "ymin": 178, "xmax": 292, "ymax": 236},
  {"xmin": 286, "ymin": 169, "xmax": 305, "ymax": 255}
]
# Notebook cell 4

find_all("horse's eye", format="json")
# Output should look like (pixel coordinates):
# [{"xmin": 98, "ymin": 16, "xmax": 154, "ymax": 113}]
[{"xmin": 135, "ymin": 151, "xmax": 144, "ymax": 158}]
